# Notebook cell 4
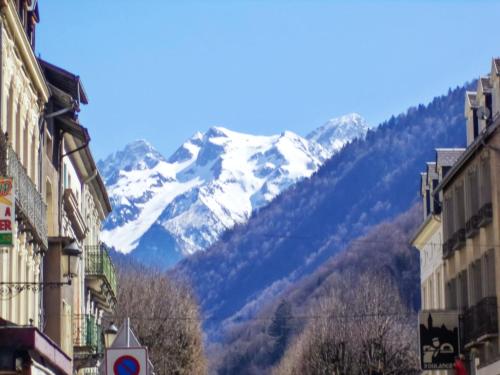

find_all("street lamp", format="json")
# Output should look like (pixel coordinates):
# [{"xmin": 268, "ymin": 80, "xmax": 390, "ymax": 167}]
[
  {"xmin": 104, "ymin": 322, "xmax": 118, "ymax": 348},
  {"xmin": 62, "ymin": 240, "xmax": 82, "ymax": 281}
]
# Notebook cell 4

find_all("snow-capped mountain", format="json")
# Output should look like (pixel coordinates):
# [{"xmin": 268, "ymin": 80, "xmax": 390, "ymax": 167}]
[
  {"xmin": 306, "ymin": 113, "xmax": 369, "ymax": 156},
  {"xmin": 98, "ymin": 113, "xmax": 369, "ymax": 267}
]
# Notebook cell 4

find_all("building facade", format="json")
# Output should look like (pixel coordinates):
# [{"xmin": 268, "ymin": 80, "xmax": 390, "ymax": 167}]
[
  {"xmin": 0, "ymin": 1, "xmax": 116, "ymax": 375},
  {"xmin": 413, "ymin": 150, "xmax": 463, "ymax": 375},
  {"xmin": 415, "ymin": 58, "xmax": 500, "ymax": 375}
]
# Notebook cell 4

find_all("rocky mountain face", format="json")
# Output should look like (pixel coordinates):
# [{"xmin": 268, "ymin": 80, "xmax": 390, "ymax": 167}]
[{"xmin": 98, "ymin": 114, "xmax": 369, "ymax": 268}]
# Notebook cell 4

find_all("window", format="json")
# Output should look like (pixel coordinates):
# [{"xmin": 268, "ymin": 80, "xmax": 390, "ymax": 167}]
[
  {"xmin": 483, "ymin": 249, "xmax": 496, "ymax": 297},
  {"xmin": 469, "ymin": 260, "xmax": 483, "ymax": 305},
  {"xmin": 453, "ymin": 184, "xmax": 465, "ymax": 232},
  {"xmin": 465, "ymin": 168, "xmax": 479, "ymax": 219},
  {"xmin": 472, "ymin": 108, "xmax": 479, "ymax": 138},
  {"xmin": 479, "ymin": 157, "xmax": 492, "ymax": 207},
  {"xmin": 443, "ymin": 196, "xmax": 453, "ymax": 243},
  {"xmin": 446, "ymin": 279, "xmax": 457, "ymax": 309},
  {"xmin": 458, "ymin": 270, "xmax": 468, "ymax": 310}
]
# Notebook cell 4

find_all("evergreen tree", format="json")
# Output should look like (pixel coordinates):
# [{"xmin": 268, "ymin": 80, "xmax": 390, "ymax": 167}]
[{"xmin": 268, "ymin": 300, "xmax": 293, "ymax": 362}]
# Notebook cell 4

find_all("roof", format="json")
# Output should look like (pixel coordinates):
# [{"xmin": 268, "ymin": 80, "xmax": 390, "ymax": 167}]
[
  {"xmin": 38, "ymin": 58, "xmax": 88, "ymax": 104},
  {"xmin": 480, "ymin": 76, "xmax": 493, "ymax": 92},
  {"xmin": 466, "ymin": 91, "xmax": 478, "ymax": 108},
  {"xmin": 435, "ymin": 119, "xmax": 500, "ymax": 193},
  {"xmin": 435, "ymin": 148, "xmax": 465, "ymax": 168},
  {"xmin": 494, "ymin": 58, "xmax": 500, "ymax": 74}
]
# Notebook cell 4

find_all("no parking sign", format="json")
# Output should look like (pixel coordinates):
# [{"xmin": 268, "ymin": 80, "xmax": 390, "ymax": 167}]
[{"xmin": 106, "ymin": 348, "xmax": 148, "ymax": 375}]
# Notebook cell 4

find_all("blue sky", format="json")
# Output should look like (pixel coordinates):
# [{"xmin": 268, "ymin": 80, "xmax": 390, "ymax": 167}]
[{"xmin": 37, "ymin": 1, "xmax": 500, "ymax": 160}]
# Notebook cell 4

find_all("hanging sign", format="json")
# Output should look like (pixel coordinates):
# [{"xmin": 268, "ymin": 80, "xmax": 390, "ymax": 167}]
[
  {"xmin": 0, "ymin": 178, "xmax": 14, "ymax": 246},
  {"xmin": 419, "ymin": 310, "xmax": 460, "ymax": 370}
]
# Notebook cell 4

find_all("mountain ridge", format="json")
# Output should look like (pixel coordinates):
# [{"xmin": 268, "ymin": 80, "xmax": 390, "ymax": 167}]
[{"xmin": 99, "ymin": 114, "xmax": 369, "ymax": 267}]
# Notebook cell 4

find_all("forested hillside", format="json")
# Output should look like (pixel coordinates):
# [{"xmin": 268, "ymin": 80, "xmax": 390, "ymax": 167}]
[
  {"xmin": 215, "ymin": 205, "xmax": 421, "ymax": 374},
  {"xmin": 174, "ymin": 83, "xmax": 470, "ymax": 338}
]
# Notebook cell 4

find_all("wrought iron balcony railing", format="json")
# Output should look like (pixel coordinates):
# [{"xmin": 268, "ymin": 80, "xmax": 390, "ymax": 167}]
[
  {"xmin": 85, "ymin": 244, "xmax": 117, "ymax": 299},
  {"xmin": 73, "ymin": 314, "xmax": 103, "ymax": 354},
  {"xmin": 2, "ymin": 145, "xmax": 47, "ymax": 249},
  {"xmin": 478, "ymin": 202, "xmax": 493, "ymax": 228},
  {"xmin": 465, "ymin": 214, "xmax": 480, "ymax": 239},
  {"xmin": 452, "ymin": 228, "xmax": 466, "ymax": 251},
  {"xmin": 462, "ymin": 296, "xmax": 498, "ymax": 346}
]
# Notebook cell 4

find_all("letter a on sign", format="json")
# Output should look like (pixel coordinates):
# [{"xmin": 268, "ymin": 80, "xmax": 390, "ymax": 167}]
[{"xmin": 0, "ymin": 178, "xmax": 14, "ymax": 246}]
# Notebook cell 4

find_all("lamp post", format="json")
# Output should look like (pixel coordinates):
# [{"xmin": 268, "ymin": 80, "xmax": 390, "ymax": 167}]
[
  {"xmin": 104, "ymin": 322, "xmax": 118, "ymax": 348},
  {"xmin": 0, "ymin": 239, "xmax": 82, "ymax": 295}
]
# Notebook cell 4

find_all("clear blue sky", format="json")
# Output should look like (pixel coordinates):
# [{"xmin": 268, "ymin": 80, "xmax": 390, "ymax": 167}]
[{"xmin": 36, "ymin": 1, "xmax": 500, "ymax": 160}]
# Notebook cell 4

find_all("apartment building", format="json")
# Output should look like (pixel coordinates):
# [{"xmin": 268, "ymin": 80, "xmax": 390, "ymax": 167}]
[
  {"xmin": 413, "ymin": 149, "xmax": 463, "ymax": 375},
  {"xmin": 39, "ymin": 59, "xmax": 115, "ymax": 373},
  {"xmin": 0, "ymin": 2, "xmax": 116, "ymax": 374},
  {"xmin": 0, "ymin": 1, "xmax": 72, "ymax": 374},
  {"xmin": 431, "ymin": 59, "xmax": 500, "ymax": 374}
]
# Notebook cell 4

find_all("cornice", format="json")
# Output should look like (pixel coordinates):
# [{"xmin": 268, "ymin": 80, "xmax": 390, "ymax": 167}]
[{"xmin": 1, "ymin": 0, "xmax": 49, "ymax": 102}]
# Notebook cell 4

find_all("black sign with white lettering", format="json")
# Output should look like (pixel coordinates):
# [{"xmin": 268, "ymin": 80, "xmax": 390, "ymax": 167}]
[{"xmin": 419, "ymin": 310, "xmax": 460, "ymax": 370}]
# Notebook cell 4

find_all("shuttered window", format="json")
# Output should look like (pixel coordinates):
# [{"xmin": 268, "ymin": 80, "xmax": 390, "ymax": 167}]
[
  {"xmin": 483, "ymin": 249, "xmax": 496, "ymax": 297},
  {"xmin": 447, "ymin": 279, "xmax": 457, "ymax": 309},
  {"xmin": 480, "ymin": 157, "xmax": 492, "ymax": 207},
  {"xmin": 466, "ymin": 168, "xmax": 479, "ymax": 219},
  {"xmin": 458, "ymin": 270, "xmax": 469, "ymax": 310},
  {"xmin": 454, "ymin": 184, "xmax": 465, "ymax": 232}
]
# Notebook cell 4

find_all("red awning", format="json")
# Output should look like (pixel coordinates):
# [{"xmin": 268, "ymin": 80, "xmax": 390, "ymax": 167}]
[{"xmin": 0, "ymin": 325, "xmax": 72, "ymax": 375}]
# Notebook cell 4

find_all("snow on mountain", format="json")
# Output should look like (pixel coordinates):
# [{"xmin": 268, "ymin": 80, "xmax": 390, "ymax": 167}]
[
  {"xmin": 306, "ymin": 113, "xmax": 370, "ymax": 156},
  {"xmin": 98, "ymin": 114, "xmax": 369, "ymax": 267}
]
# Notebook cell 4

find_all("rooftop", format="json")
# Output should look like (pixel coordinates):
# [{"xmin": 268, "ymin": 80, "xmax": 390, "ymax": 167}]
[{"xmin": 436, "ymin": 148, "xmax": 465, "ymax": 168}]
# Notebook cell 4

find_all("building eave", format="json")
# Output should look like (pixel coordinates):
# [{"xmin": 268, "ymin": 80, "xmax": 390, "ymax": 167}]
[
  {"xmin": 1, "ymin": 1, "xmax": 49, "ymax": 102},
  {"xmin": 410, "ymin": 214, "xmax": 440, "ymax": 250},
  {"xmin": 435, "ymin": 117, "xmax": 500, "ymax": 194}
]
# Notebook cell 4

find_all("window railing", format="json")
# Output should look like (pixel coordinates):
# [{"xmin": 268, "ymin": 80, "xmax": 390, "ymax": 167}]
[
  {"xmin": 2, "ymin": 143, "xmax": 47, "ymax": 249},
  {"xmin": 85, "ymin": 244, "xmax": 117, "ymax": 299},
  {"xmin": 73, "ymin": 314, "xmax": 103, "ymax": 354},
  {"xmin": 462, "ymin": 296, "xmax": 498, "ymax": 346}
]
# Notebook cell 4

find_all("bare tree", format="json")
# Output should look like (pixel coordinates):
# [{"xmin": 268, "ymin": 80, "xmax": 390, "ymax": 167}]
[
  {"xmin": 273, "ymin": 273, "xmax": 419, "ymax": 375},
  {"xmin": 114, "ymin": 264, "xmax": 206, "ymax": 375}
]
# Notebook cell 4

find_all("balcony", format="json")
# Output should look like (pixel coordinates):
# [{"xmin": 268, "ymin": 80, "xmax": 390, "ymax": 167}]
[
  {"xmin": 73, "ymin": 314, "xmax": 103, "ymax": 369},
  {"xmin": 478, "ymin": 202, "xmax": 493, "ymax": 227},
  {"xmin": 462, "ymin": 297, "xmax": 498, "ymax": 346},
  {"xmin": 452, "ymin": 228, "xmax": 466, "ymax": 250},
  {"xmin": 442, "ymin": 239, "xmax": 454, "ymax": 259},
  {"xmin": 85, "ymin": 244, "xmax": 117, "ymax": 310},
  {"xmin": 465, "ymin": 214, "xmax": 480, "ymax": 238},
  {"xmin": 4, "ymin": 145, "xmax": 47, "ymax": 249}
]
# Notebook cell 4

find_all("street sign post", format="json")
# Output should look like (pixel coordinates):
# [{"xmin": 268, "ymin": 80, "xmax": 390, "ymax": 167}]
[
  {"xmin": 106, "ymin": 347, "xmax": 148, "ymax": 375},
  {"xmin": 419, "ymin": 310, "xmax": 460, "ymax": 370}
]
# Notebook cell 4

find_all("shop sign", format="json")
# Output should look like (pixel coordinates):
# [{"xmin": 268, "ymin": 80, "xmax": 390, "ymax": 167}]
[
  {"xmin": 0, "ymin": 178, "xmax": 14, "ymax": 246},
  {"xmin": 419, "ymin": 310, "xmax": 460, "ymax": 370}
]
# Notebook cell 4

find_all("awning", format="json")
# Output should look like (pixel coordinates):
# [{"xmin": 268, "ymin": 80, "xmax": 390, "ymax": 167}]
[{"xmin": 0, "ymin": 324, "xmax": 72, "ymax": 375}]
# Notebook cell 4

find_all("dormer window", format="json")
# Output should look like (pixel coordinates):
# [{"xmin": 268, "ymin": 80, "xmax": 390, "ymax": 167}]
[
  {"xmin": 485, "ymin": 92, "xmax": 493, "ymax": 126},
  {"xmin": 472, "ymin": 107, "xmax": 479, "ymax": 138}
]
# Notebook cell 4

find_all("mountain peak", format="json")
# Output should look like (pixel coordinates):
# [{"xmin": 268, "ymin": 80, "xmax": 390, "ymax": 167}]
[
  {"xmin": 98, "ymin": 139, "xmax": 165, "ymax": 180},
  {"xmin": 306, "ymin": 113, "xmax": 370, "ymax": 155}
]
